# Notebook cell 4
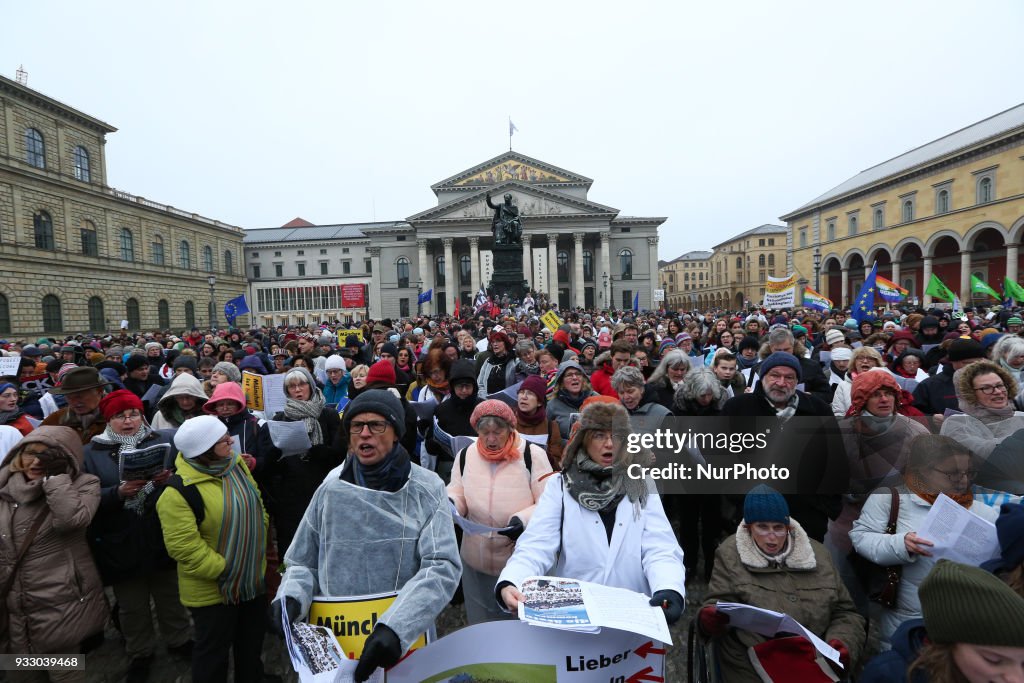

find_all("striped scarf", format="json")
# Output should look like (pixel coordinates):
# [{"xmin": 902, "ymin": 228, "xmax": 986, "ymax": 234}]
[{"xmin": 191, "ymin": 456, "xmax": 266, "ymax": 604}]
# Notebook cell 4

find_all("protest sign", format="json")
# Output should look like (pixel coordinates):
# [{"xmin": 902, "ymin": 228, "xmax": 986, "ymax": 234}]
[
  {"xmin": 0, "ymin": 356, "xmax": 20, "ymax": 377},
  {"xmin": 308, "ymin": 593, "xmax": 428, "ymax": 661},
  {"xmin": 242, "ymin": 371, "xmax": 264, "ymax": 412},
  {"xmin": 764, "ymin": 274, "xmax": 798, "ymax": 309},
  {"xmin": 389, "ymin": 620, "xmax": 666, "ymax": 683},
  {"xmin": 540, "ymin": 310, "xmax": 564, "ymax": 333},
  {"xmin": 337, "ymin": 328, "xmax": 364, "ymax": 346}
]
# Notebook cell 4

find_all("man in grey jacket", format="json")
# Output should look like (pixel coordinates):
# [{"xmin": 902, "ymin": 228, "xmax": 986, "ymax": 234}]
[{"xmin": 271, "ymin": 390, "xmax": 461, "ymax": 681}]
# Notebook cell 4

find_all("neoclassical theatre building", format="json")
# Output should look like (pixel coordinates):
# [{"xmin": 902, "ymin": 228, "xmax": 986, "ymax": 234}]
[
  {"xmin": 784, "ymin": 102, "xmax": 1024, "ymax": 308},
  {"xmin": 0, "ymin": 73, "xmax": 247, "ymax": 336},
  {"xmin": 245, "ymin": 152, "xmax": 665, "ymax": 324}
]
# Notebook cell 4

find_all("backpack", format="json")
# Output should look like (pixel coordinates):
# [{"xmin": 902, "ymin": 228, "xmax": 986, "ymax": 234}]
[
  {"xmin": 458, "ymin": 441, "xmax": 533, "ymax": 478},
  {"xmin": 165, "ymin": 473, "xmax": 205, "ymax": 525}
]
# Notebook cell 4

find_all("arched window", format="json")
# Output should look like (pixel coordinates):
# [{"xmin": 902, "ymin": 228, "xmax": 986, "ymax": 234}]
[
  {"xmin": 873, "ymin": 208, "xmax": 884, "ymax": 229},
  {"xmin": 202, "ymin": 245, "xmax": 213, "ymax": 272},
  {"xmin": 224, "ymin": 250, "xmax": 234, "ymax": 275},
  {"xmin": 768, "ymin": 254, "xmax": 775, "ymax": 268},
  {"xmin": 152, "ymin": 235, "xmax": 164, "ymax": 265},
  {"xmin": 978, "ymin": 176, "xmax": 993, "ymax": 204},
  {"xmin": 33, "ymin": 211, "xmax": 54, "ymax": 250},
  {"xmin": 24, "ymin": 128, "xmax": 45, "ymax": 168},
  {"xmin": 937, "ymin": 189, "xmax": 950, "ymax": 214},
  {"xmin": 0, "ymin": 294, "xmax": 10, "ymax": 334},
  {"xmin": 902, "ymin": 200, "xmax": 914, "ymax": 222},
  {"xmin": 179, "ymin": 240, "xmax": 191, "ymax": 269},
  {"xmin": 120, "ymin": 228, "xmax": 135, "ymax": 261},
  {"xmin": 42, "ymin": 294, "xmax": 62, "ymax": 333},
  {"xmin": 848, "ymin": 215, "xmax": 858, "ymax": 236},
  {"xmin": 758, "ymin": 254, "xmax": 765, "ymax": 267},
  {"xmin": 73, "ymin": 146, "xmax": 90, "ymax": 182},
  {"xmin": 80, "ymin": 220, "xmax": 98, "ymax": 256},
  {"xmin": 184, "ymin": 301, "xmax": 195, "ymax": 328},
  {"xmin": 126, "ymin": 298, "xmax": 140, "ymax": 330},
  {"xmin": 435, "ymin": 256, "xmax": 445, "ymax": 286},
  {"xmin": 583, "ymin": 250, "xmax": 593, "ymax": 281},
  {"xmin": 619, "ymin": 249, "xmax": 633, "ymax": 280},
  {"xmin": 158, "ymin": 300, "xmax": 170, "ymax": 328},
  {"xmin": 88, "ymin": 297, "xmax": 105, "ymax": 331},
  {"xmin": 396, "ymin": 257, "xmax": 409, "ymax": 288},
  {"xmin": 459, "ymin": 254, "xmax": 471, "ymax": 286},
  {"xmin": 557, "ymin": 250, "xmax": 569, "ymax": 282}
]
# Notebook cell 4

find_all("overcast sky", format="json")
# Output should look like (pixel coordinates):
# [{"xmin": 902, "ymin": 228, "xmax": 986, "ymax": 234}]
[{"xmin": 6, "ymin": 0, "xmax": 1022, "ymax": 261}]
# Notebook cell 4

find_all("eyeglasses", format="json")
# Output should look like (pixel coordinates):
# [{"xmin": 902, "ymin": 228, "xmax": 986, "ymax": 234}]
[
  {"xmin": 562, "ymin": 371, "xmax": 583, "ymax": 380},
  {"xmin": 750, "ymin": 525, "xmax": 790, "ymax": 537},
  {"xmin": 590, "ymin": 431, "xmax": 615, "ymax": 444},
  {"xmin": 973, "ymin": 383, "xmax": 1007, "ymax": 395},
  {"xmin": 111, "ymin": 411, "xmax": 142, "ymax": 422},
  {"xmin": 930, "ymin": 467, "xmax": 977, "ymax": 484},
  {"xmin": 350, "ymin": 420, "xmax": 389, "ymax": 435},
  {"xmin": 215, "ymin": 436, "xmax": 234, "ymax": 447}
]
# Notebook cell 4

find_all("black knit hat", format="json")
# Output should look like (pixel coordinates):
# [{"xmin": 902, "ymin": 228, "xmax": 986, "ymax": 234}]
[
  {"xmin": 342, "ymin": 389, "xmax": 406, "ymax": 439},
  {"xmin": 919, "ymin": 559, "xmax": 1024, "ymax": 646}
]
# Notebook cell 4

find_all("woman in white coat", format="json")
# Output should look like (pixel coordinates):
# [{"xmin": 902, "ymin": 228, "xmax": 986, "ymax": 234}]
[
  {"xmin": 849, "ymin": 434, "xmax": 1000, "ymax": 648},
  {"xmin": 496, "ymin": 400, "xmax": 686, "ymax": 624}
]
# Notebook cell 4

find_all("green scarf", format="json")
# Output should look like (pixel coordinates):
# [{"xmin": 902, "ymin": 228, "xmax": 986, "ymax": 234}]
[{"xmin": 191, "ymin": 456, "xmax": 265, "ymax": 604}]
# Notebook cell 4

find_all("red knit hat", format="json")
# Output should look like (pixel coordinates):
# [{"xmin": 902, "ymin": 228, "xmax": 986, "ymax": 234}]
[
  {"xmin": 365, "ymin": 359, "xmax": 397, "ymax": 386},
  {"xmin": 553, "ymin": 329, "xmax": 571, "ymax": 346},
  {"xmin": 470, "ymin": 399, "xmax": 518, "ymax": 430},
  {"xmin": 99, "ymin": 389, "xmax": 144, "ymax": 420}
]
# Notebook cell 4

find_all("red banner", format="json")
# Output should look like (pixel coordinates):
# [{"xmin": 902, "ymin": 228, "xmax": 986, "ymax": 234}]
[{"xmin": 341, "ymin": 284, "xmax": 365, "ymax": 308}]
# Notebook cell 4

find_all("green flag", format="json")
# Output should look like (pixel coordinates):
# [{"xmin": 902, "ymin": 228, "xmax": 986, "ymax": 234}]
[
  {"xmin": 925, "ymin": 273, "xmax": 955, "ymax": 302},
  {"xmin": 971, "ymin": 274, "xmax": 1002, "ymax": 300},
  {"xmin": 1005, "ymin": 277, "xmax": 1024, "ymax": 303}
]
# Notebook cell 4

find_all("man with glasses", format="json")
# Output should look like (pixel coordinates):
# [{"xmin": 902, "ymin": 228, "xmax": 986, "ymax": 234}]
[
  {"xmin": 272, "ymin": 389, "xmax": 460, "ymax": 682},
  {"xmin": 42, "ymin": 366, "xmax": 111, "ymax": 443}
]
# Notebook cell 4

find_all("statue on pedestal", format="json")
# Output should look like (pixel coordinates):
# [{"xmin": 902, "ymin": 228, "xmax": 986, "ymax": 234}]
[{"xmin": 485, "ymin": 192, "xmax": 522, "ymax": 245}]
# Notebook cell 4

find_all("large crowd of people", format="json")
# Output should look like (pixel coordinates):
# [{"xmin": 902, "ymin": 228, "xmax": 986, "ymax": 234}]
[{"xmin": 2, "ymin": 297, "xmax": 1024, "ymax": 682}]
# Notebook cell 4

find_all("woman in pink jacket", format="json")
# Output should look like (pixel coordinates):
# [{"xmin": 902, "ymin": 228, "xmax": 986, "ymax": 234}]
[{"xmin": 447, "ymin": 399, "xmax": 553, "ymax": 624}]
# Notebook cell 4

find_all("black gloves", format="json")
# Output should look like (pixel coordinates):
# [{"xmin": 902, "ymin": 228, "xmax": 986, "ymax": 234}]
[
  {"xmin": 354, "ymin": 623, "xmax": 402, "ymax": 682},
  {"xmin": 36, "ymin": 449, "xmax": 68, "ymax": 477},
  {"xmin": 649, "ymin": 590, "xmax": 684, "ymax": 625},
  {"xmin": 267, "ymin": 597, "xmax": 302, "ymax": 638},
  {"xmin": 498, "ymin": 516, "xmax": 525, "ymax": 541}
]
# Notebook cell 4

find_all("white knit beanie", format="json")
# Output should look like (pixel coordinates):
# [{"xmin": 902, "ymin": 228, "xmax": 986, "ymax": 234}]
[
  {"xmin": 324, "ymin": 354, "xmax": 346, "ymax": 371},
  {"xmin": 175, "ymin": 415, "xmax": 227, "ymax": 459}
]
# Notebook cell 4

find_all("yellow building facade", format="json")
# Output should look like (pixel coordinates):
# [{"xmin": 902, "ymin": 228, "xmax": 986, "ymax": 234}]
[
  {"xmin": 782, "ymin": 103, "xmax": 1024, "ymax": 309},
  {"xmin": 659, "ymin": 250, "xmax": 711, "ymax": 309},
  {"xmin": 700, "ymin": 224, "xmax": 787, "ymax": 310}
]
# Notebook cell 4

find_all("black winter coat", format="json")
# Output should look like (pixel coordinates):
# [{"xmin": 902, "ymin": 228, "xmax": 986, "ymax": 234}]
[{"xmin": 911, "ymin": 365, "xmax": 957, "ymax": 415}]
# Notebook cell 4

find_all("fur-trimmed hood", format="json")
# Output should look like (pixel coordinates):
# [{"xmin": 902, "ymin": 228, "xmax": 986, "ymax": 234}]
[{"xmin": 734, "ymin": 518, "xmax": 815, "ymax": 571}]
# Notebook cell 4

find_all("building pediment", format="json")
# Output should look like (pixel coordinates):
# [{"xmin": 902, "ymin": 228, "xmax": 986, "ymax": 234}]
[
  {"xmin": 430, "ymin": 151, "xmax": 593, "ymax": 192},
  {"xmin": 408, "ymin": 181, "xmax": 618, "ymax": 223}
]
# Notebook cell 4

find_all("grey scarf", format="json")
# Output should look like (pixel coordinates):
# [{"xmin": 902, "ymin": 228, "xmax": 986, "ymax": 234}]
[
  {"xmin": 766, "ymin": 392, "xmax": 799, "ymax": 422},
  {"xmin": 562, "ymin": 449, "xmax": 648, "ymax": 516},
  {"xmin": 283, "ymin": 390, "xmax": 326, "ymax": 446}
]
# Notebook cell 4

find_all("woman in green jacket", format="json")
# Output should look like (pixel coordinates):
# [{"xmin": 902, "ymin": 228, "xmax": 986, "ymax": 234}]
[{"xmin": 156, "ymin": 415, "xmax": 277, "ymax": 683}]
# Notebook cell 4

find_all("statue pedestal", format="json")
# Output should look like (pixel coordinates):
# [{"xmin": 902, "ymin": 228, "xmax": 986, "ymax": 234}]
[{"xmin": 488, "ymin": 244, "xmax": 529, "ymax": 301}]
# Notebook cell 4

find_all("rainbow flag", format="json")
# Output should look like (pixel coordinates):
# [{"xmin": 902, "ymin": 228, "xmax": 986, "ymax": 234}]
[
  {"xmin": 876, "ymin": 275, "xmax": 908, "ymax": 302},
  {"xmin": 803, "ymin": 287, "xmax": 833, "ymax": 312}
]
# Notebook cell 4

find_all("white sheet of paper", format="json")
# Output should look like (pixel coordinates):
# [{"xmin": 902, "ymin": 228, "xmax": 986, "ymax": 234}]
[
  {"xmin": 0, "ymin": 356, "xmax": 20, "ymax": 377},
  {"xmin": 262, "ymin": 373, "xmax": 287, "ymax": 417},
  {"xmin": 918, "ymin": 492, "xmax": 1000, "ymax": 565},
  {"xmin": 448, "ymin": 501, "xmax": 513, "ymax": 536},
  {"xmin": 716, "ymin": 602, "xmax": 841, "ymax": 667},
  {"xmin": 267, "ymin": 420, "xmax": 313, "ymax": 457},
  {"xmin": 282, "ymin": 605, "xmax": 379, "ymax": 683}
]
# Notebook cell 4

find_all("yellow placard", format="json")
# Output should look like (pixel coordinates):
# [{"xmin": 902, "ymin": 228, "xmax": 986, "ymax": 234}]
[
  {"xmin": 337, "ymin": 328, "xmax": 364, "ymax": 346},
  {"xmin": 308, "ymin": 594, "xmax": 428, "ymax": 660},
  {"xmin": 241, "ymin": 371, "xmax": 264, "ymax": 412},
  {"xmin": 540, "ymin": 310, "xmax": 563, "ymax": 333}
]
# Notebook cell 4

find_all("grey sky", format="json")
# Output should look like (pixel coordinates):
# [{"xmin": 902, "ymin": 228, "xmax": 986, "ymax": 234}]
[{"xmin": 7, "ymin": 0, "xmax": 1022, "ymax": 262}]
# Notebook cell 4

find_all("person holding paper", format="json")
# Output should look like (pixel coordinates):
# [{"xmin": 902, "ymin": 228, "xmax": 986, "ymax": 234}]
[
  {"xmin": 257, "ymin": 367, "xmax": 342, "ymax": 556},
  {"xmin": 151, "ymin": 373, "xmax": 208, "ymax": 430},
  {"xmin": 447, "ymin": 399, "xmax": 552, "ymax": 624},
  {"xmin": 82, "ymin": 389, "xmax": 193, "ymax": 682},
  {"xmin": 699, "ymin": 485, "xmax": 865, "ymax": 681},
  {"xmin": 497, "ymin": 401, "xmax": 685, "ymax": 626},
  {"xmin": 203, "ymin": 381, "xmax": 261, "ymax": 474},
  {"xmin": 940, "ymin": 360, "xmax": 1024, "ymax": 493},
  {"xmin": 850, "ymin": 435, "xmax": 999, "ymax": 647},
  {"xmin": 271, "ymin": 389, "xmax": 461, "ymax": 683}
]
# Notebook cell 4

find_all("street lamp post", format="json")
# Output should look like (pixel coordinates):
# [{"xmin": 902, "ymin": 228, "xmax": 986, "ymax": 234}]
[
  {"xmin": 813, "ymin": 247, "xmax": 822, "ymax": 293},
  {"xmin": 416, "ymin": 279, "xmax": 423, "ymax": 315},
  {"xmin": 602, "ymin": 271, "xmax": 608, "ymax": 310},
  {"xmin": 207, "ymin": 274, "xmax": 217, "ymax": 331}
]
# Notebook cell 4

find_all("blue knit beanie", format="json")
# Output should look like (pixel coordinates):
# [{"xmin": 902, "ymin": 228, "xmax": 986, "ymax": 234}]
[
  {"xmin": 758, "ymin": 352, "xmax": 802, "ymax": 381},
  {"xmin": 743, "ymin": 484, "xmax": 790, "ymax": 524}
]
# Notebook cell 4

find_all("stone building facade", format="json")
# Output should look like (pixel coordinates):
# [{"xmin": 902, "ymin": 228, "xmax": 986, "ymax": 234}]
[
  {"xmin": 245, "ymin": 152, "xmax": 665, "ymax": 322},
  {"xmin": 782, "ymin": 103, "xmax": 1024, "ymax": 309},
  {"xmin": 0, "ymin": 74, "xmax": 247, "ymax": 336},
  {"xmin": 659, "ymin": 251, "xmax": 711, "ymax": 310},
  {"xmin": 700, "ymin": 224, "xmax": 788, "ymax": 310}
]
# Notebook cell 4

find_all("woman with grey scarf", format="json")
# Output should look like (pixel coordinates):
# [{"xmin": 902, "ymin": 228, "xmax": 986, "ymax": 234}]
[
  {"xmin": 82, "ymin": 389, "xmax": 193, "ymax": 681},
  {"xmin": 497, "ymin": 400, "xmax": 686, "ymax": 626},
  {"xmin": 256, "ymin": 367, "xmax": 343, "ymax": 556}
]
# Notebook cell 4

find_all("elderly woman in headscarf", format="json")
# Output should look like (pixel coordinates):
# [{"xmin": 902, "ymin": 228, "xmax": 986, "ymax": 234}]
[
  {"xmin": 940, "ymin": 360, "xmax": 1024, "ymax": 493},
  {"xmin": 514, "ymin": 374, "xmax": 563, "ymax": 470},
  {"xmin": 646, "ymin": 349, "xmax": 691, "ymax": 411},
  {"xmin": 497, "ymin": 401, "xmax": 686, "ymax": 627},
  {"xmin": 546, "ymin": 359, "xmax": 598, "ymax": 444},
  {"xmin": 990, "ymin": 334, "xmax": 1024, "ymax": 388},
  {"xmin": 0, "ymin": 427, "xmax": 109, "ymax": 677},
  {"xmin": 151, "ymin": 372, "xmax": 208, "ymax": 430},
  {"xmin": 257, "ymin": 367, "xmax": 343, "ymax": 556},
  {"xmin": 447, "ymin": 400, "xmax": 552, "ymax": 624},
  {"xmin": 82, "ymin": 390, "xmax": 193, "ymax": 681}
]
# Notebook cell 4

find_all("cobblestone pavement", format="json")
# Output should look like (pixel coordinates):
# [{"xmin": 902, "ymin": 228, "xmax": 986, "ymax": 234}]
[{"xmin": 78, "ymin": 580, "xmax": 706, "ymax": 682}]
